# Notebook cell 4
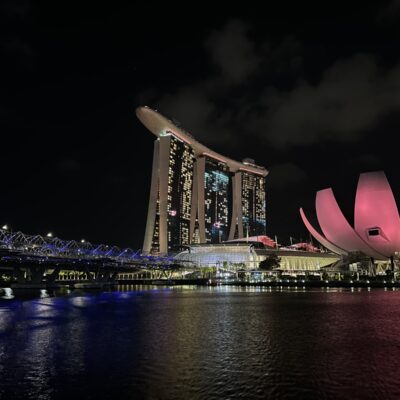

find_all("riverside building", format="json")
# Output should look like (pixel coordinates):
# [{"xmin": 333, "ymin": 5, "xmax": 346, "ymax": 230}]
[{"xmin": 137, "ymin": 106, "xmax": 268, "ymax": 254}]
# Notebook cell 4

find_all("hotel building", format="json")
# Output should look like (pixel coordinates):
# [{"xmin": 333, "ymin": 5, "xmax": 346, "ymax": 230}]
[{"xmin": 136, "ymin": 106, "xmax": 268, "ymax": 254}]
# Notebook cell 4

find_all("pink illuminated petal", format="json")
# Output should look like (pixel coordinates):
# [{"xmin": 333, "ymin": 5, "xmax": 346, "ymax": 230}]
[
  {"xmin": 354, "ymin": 171, "xmax": 400, "ymax": 256},
  {"xmin": 299, "ymin": 208, "xmax": 347, "ymax": 255},
  {"xmin": 316, "ymin": 188, "xmax": 385, "ymax": 259}
]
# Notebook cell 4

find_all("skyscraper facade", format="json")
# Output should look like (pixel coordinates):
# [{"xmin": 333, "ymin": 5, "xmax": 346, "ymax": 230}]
[
  {"xmin": 137, "ymin": 106, "xmax": 268, "ymax": 254},
  {"xmin": 204, "ymin": 156, "xmax": 230, "ymax": 243},
  {"xmin": 166, "ymin": 135, "xmax": 195, "ymax": 249},
  {"xmin": 241, "ymin": 168, "xmax": 267, "ymax": 237}
]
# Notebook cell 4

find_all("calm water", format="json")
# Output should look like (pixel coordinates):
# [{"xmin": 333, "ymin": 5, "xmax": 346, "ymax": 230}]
[{"xmin": 1, "ymin": 286, "xmax": 400, "ymax": 400}]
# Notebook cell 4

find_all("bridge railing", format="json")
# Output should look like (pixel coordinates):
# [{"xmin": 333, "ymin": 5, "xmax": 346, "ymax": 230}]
[{"xmin": 0, "ymin": 228, "xmax": 173, "ymax": 265}]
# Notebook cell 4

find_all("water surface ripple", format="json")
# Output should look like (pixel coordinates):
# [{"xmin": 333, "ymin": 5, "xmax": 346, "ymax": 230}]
[{"xmin": 1, "ymin": 286, "xmax": 400, "ymax": 399}]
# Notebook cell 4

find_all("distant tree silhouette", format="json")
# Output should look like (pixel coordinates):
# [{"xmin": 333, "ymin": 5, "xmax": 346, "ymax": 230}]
[{"xmin": 259, "ymin": 254, "xmax": 281, "ymax": 270}]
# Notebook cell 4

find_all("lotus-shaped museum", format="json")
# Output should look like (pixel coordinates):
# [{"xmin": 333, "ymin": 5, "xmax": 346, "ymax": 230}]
[{"xmin": 300, "ymin": 171, "xmax": 400, "ymax": 260}]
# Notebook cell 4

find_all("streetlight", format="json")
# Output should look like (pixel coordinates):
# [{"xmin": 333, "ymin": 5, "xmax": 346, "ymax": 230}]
[
  {"xmin": 46, "ymin": 232, "xmax": 53, "ymax": 238},
  {"xmin": 2, "ymin": 224, "xmax": 8, "ymax": 230},
  {"xmin": 81, "ymin": 239, "xmax": 85, "ymax": 243}
]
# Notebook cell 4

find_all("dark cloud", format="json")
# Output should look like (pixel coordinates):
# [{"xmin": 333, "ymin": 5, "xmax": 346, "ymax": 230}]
[
  {"xmin": 347, "ymin": 153, "xmax": 381, "ymax": 169},
  {"xmin": 2, "ymin": 37, "xmax": 32, "ymax": 55},
  {"xmin": 156, "ymin": 51, "xmax": 400, "ymax": 150},
  {"xmin": 58, "ymin": 159, "xmax": 81, "ymax": 172},
  {"xmin": 135, "ymin": 88, "xmax": 158, "ymax": 108},
  {"xmin": 262, "ymin": 36, "xmax": 303, "ymax": 77},
  {"xmin": 377, "ymin": 0, "xmax": 400, "ymax": 22},
  {"xmin": 267, "ymin": 163, "xmax": 308, "ymax": 189},
  {"xmin": 0, "ymin": 106, "xmax": 7, "ymax": 118},
  {"xmin": 156, "ymin": 84, "xmax": 238, "ymax": 146},
  {"xmin": 248, "ymin": 54, "xmax": 400, "ymax": 147},
  {"xmin": 0, "ymin": 0, "xmax": 31, "ymax": 20},
  {"xmin": 148, "ymin": 21, "xmax": 303, "ymax": 149},
  {"xmin": 144, "ymin": 21, "xmax": 400, "ymax": 153},
  {"xmin": 205, "ymin": 20, "xmax": 261, "ymax": 83},
  {"xmin": 157, "ymin": 87, "xmax": 215, "ymax": 128},
  {"xmin": 0, "ymin": 0, "xmax": 33, "ymax": 73}
]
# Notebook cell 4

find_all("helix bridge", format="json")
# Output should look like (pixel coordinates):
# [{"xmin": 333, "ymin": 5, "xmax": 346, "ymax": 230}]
[{"xmin": 0, "ymin": 227, "xmax": 177, "ymax": 286}]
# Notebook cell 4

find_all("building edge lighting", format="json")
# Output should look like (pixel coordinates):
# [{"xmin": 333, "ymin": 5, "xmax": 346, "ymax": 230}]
[
  {"xmin": 300, "ymin": 171, "xmax": 400, "ymax": 261},
  {"xmin": 136, "ymin": 106, "xmax": 268, "ymax": 255},
  {"xmin": 136, "ymin": 106, "xmax": 268, "ymax": 177}
]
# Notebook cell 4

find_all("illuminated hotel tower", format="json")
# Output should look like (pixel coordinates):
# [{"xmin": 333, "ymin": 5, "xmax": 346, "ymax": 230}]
[{"xmin": 137, "ymin": 106, "xmax": 268, "ymax": 254}]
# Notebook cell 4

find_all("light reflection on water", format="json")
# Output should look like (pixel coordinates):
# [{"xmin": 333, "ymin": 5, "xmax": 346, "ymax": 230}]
[{"xmin": 1, "ymin": 286, "xmax": 400, "ymax": 399}]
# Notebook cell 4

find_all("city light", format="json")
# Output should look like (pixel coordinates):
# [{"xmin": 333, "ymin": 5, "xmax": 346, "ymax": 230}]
[
  {"xmin": 2, "ymin": 224, "xmax": 8, "ymax": 230},
  {"xmin": 46, "ymin": 232, "xmax": 53, "ymax": 238},
  {"xmin": 301, "ymin": 171, "xmax": 400, "ymax": 260},
  {"xmin": 137, "ymin": 106, "xmax": 267, "ymax": 254}
]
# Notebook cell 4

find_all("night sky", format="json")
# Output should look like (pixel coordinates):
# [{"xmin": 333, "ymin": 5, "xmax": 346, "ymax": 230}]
[{"xmin": 2, "ymin": 1, "xmax": 400, "ymax": 249}]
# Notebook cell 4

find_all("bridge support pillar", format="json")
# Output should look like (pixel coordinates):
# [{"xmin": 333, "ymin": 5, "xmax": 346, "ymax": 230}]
[
  {"xmin": 84, "ymin": 266, "xmax": 95, "ymax": 282},
  {"xmin": 11, "ymin": 264, "xmax": 47, "ymax": 288},
  {"xmin": 30, "ymin": 266, "xmax": 46, "ymax": 284},
  {"xmin": 46, "ymin": 266, "xmax": 61, "ymax": 284},
  {"xmin": 98, "ymin": 271, "xmax": 111, "ymax": 282},
  {"xmin": 110, "ymin": 271, "xmax": 119, "ymax": 281},
  {"xmin": 13, "ymin": 266, "xmax": 26, "ymax": 283}
]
